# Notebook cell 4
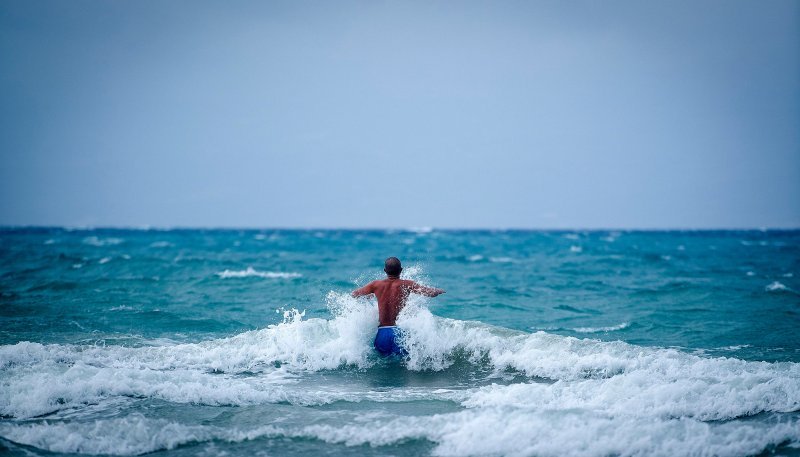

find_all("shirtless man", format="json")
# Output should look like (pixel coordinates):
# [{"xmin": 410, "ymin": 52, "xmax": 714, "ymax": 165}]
[{"xmin": 351, "ymin": 257, "xmax": 445, "ymax": 356}]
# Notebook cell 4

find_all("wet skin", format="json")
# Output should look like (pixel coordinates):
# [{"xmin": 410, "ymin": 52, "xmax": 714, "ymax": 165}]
[{"xmin": 352, "ymin": 276, "xmax": 445, "ymax": 327}]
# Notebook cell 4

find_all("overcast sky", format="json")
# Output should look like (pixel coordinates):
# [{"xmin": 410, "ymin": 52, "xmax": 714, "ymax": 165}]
[{"xmin": 1, "ymin": 0, "xmax": 798, "ymax": 229}]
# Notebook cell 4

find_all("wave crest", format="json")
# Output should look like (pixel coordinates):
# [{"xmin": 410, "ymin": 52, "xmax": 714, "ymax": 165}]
[
  {"xmin": 572, "ymin": 322, "xmax": 630, "ymax": 333},
  {"xmin": 216, "ymin": 267, "xmax": 301, "ymax": 279},
  {"xmin": 2, "ymin": 410, "xmax": 798, "ymax": 457},
  {"xmin": 1, "ymin": 294, "xmax": 799, "ymax": 424}
]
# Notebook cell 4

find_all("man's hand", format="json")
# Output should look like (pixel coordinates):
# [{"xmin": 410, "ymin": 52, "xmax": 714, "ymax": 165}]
[{"xmin": 408, "ymin": 282, "xmax": 445, "ymax": 297}]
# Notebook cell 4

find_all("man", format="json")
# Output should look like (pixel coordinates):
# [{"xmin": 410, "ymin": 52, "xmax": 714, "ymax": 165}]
[{"xmin": 351, "ymin": 257, "xmax": 445, "ymax": 356}]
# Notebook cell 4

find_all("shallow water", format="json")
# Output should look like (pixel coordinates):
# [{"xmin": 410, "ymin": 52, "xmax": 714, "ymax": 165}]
[{"xmin": 0, "ymin": 228, "xmax": 798, "ymax": 456}]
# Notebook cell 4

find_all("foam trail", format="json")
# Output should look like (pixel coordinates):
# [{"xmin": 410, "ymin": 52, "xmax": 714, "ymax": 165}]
[
  {"xmin": 765, "ymin": 281, "xmax": 791, "ymax": 292},
  {"xmin": 303, "ymin": 410, "xmax": 800, "ymax": 457},
  {"xmin": 216, "ymin": 267, "xmax": 301, "ymax": 279},
  {"xmin": 0, "ymin": 415, "xmax": 213, "ymax": 455},
  {"xmin": 572, "ymin": 322, "xmax": 630, "ymax": 333},
  {"xmin": 3, "ymin": 411, "xmax": 796, "ymax": 457}
]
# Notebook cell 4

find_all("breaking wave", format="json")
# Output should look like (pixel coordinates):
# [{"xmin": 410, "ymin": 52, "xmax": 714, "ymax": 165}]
[
  {"xmin": 2, "ymin": 293, "xmax": 799, "ymax": 417},
  {"xmin": 1, "ymin": 407, "xmax": 798, "ymax": 457},
  {"xmin": 1, "ymin": 293, "xmax": 799, "ymax": 455}
]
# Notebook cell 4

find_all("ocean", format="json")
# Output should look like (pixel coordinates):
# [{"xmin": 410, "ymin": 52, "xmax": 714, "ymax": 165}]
[{"xmin": 0, "ymin": 228, "xmax": 798, "ymax": 456}]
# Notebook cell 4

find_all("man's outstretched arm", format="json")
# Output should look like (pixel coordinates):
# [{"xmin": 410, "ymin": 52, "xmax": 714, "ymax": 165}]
[
  {"xmin": 351, "ymin": 281, "xmax": 376, "ymax": 298},
  {"xmin": 407, "ymin": 281, "xmax": 445, "ymax": 297}
]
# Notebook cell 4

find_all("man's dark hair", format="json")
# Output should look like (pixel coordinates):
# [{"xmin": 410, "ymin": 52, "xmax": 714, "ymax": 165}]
[{"xmin": 384, "ymin": 257, "xmax": 402, "ymax": 276}]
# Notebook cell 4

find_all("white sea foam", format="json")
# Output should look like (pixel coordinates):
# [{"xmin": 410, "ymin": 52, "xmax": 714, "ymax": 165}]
[
  {"xmin": 301, "ymin": 409, "xmax": 800, "ymax": 457},
  {"xmin": 570, "ymin": 245, "xmax": 583, "ymax": 253},
  {"xmin": 6, "ymin": 409, "xmax": 796, "ymax": 457},
  {"xmin": 468, "ymin": 255, "xmax": 484, "ymax": 262},
  {"xmin": 433, "ymin": 413, "xmax": 791, "ymax": 455},
  {"xmin": 2, "ymin": 297, "xmax": 799, "ymax": 421},
  {"xmin": 572, "ymin": 322, "xmax": 630, "ymax": 333},
  {"xmin": 765, "ymin": 281, "xmax": 790, "ymax": 292},
  {"xmin": 462, "ymin": 368, "xmax": 800, "ymax": 421},
  {"xmin": 0, "ymin": 295, "xmax": 377, "ymax": 418},
  {"xmin": 1, "ymin": 294, "xmax": 799, "ymax": 457},
  {"xmin": 716, "ymin": 344, "xmax": 752, "ymax": 351},
  {"xmin": 82, "ymin": 236, "xmax": 124, "ymax": 247},
  {"xmin": 216, "ymin": 267, "xmax": 301, "ymax": 279},
  {"xmin": 0, "ymin": 415, "xmax": 213, "ymax": 455},
  {"xmin": 109, "ymin": 305, "xmax": 135, "ymax": 311},
  {"xmin": 0, "ymin": 356, "xmax": 461, "ymax": 419},
  {"xmin": 98, "ymin": 257, "xmax": 112, "ymax": 264}
]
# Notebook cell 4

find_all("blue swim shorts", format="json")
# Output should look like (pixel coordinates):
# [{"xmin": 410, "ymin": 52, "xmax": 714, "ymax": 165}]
[{"xmin": 374, "ymin": 326, "xmax": 407, "ymax": 357}]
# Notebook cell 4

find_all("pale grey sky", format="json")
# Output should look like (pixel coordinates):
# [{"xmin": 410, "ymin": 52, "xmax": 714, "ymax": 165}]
[{"xmin": 1, "ymin": 0, "xmax": 798, "ymax": 228}]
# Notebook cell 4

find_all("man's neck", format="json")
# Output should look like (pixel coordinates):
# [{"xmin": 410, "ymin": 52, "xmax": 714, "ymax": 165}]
[{"xmin": 386, "ymin": 275, "xmax": 400, "ymax": 280}]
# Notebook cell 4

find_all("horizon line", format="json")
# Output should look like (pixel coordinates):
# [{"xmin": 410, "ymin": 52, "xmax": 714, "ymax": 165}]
[{"xmin": 1, "ymin": 225, "xmax": 798, "ymax": 232}]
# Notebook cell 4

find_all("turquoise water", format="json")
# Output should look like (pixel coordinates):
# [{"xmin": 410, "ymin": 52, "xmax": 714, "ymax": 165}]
[{"xmin": 1, "ymin": 228, "xmax": 798, "ymax": 456}]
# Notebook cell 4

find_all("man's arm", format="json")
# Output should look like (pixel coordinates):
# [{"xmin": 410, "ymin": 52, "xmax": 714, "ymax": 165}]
[
  {"xmin": 351, "ymin": 281, "xmax": 376, "ymax": 298},
  {"xmin": 406, "ymin": 281, "xmax": 445, "ymax": 297}
]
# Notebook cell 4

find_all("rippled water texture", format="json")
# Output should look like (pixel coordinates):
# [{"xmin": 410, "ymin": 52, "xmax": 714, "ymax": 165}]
[{"xmin": 1, "ymin": 228, "xmax": 798, "ymax": 456}]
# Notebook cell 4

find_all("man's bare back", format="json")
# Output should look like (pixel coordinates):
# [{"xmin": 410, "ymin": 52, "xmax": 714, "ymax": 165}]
[
  {"xmin": 351, "ymin": 257, "xmax": 445, "ymax": 326},
  {"xmin": 352, "ymin": 257, "xmax": 444, "ymax": 357},
  {"xmin": 351, "ymin": 277, "xmax": 445, "ymax": 326}
]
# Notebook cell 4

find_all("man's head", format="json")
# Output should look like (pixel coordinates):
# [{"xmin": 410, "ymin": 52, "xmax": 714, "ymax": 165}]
[{"xmin": 384, "ymin": 257, "xmax": 402, "ymax": 277}]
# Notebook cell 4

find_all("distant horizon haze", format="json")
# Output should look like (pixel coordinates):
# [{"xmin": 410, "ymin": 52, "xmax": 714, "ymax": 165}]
[{"xmin": 1, "ymin": 225, "xmax": 797, "ymax": 232}]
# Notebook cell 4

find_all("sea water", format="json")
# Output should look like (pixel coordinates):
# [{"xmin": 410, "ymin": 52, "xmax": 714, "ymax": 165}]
[{"xmin": 0, "ymin": 228, "xmax": 798, "ymax": 456}]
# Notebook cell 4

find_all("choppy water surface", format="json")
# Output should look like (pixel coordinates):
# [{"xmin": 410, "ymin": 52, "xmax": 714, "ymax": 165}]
[{"xmin": 1, "ymin": 228, "xmax": 798, "ymax": 456}]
